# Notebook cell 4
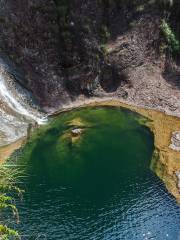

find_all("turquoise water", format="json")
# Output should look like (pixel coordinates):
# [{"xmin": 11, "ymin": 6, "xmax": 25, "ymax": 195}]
[{"xmin": 16, "ymin": 107, "xmax": 180, "ymax": 240}]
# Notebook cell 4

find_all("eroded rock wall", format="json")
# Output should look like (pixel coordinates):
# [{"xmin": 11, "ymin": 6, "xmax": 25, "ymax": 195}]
[{"xmin": 0, "ymin": 0, "xmax": 179, "ymax": 114}]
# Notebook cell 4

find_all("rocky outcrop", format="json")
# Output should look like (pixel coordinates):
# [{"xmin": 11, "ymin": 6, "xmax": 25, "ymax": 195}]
[
  {"xmin": 176, "ymin": 171, "xmax": 180, "ymax": 193},
  {"xmin": 71, "ymin": 128, "xmax": 82, "ymax": 137},
  {"xmin": 0, "ymin": 0, "xmax": 69, "ymax": 109},
  {"xmin": 170, "ymin": 131, "xmax": 180, "ymax": 151},
  {"xmin": 0, "ymin": 58, "xmax": 47, "ymax": 146}
]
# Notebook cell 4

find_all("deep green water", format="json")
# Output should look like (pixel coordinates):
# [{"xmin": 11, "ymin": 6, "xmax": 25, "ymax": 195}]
[{"xmin": 15, "ymin": 107, "xmax": 180, "ymax": 240}]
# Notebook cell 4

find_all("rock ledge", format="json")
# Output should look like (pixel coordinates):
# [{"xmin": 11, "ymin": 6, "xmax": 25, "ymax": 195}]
[{"xmin": 169, "ymin": 131, "xmax": 180, "ymax": 151}]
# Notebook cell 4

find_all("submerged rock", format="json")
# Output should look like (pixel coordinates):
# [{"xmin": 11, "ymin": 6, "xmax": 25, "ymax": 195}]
[
  {"xmin": 67, "ymin": 117, "xmax": 88, "ymax": 128},
  {"xmin": 71, "ymin": 128, "xmax": 82, "ymax": 137}
]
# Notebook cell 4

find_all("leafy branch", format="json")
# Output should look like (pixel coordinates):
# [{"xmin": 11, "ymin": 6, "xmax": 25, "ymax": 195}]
[{"xmin": 0, "ymin": 164, "xmax": 24, "ymax": 239}]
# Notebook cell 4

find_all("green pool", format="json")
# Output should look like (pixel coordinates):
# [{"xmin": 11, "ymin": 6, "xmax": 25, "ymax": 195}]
[{"xmin": 15, "ymin": 107, "xmax": 180, "ymax": 240}]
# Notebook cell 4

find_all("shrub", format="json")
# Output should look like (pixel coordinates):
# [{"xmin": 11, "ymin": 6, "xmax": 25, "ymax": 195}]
[
  {"xmin": 0, "ymin": 164, "xmax": 24, "ymax": 239},
  {"xmin": 100, "ymin": 44, "xmax": 108, "ymax": 55},
  {"xmin": 161, "ymin": 20, "xmax": 180, "ymax": 54},
  {"xmin": 100, "ymin": 25, "xmax": 111, "ymax": 43}
]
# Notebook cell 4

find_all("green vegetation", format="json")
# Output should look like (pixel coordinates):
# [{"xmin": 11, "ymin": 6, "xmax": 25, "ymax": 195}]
[
  {"xmin": 0, "ymin": 164, "xmax": 24, "ymax": 239},
  {"xmin": 99, "ymin": 22, "xmax": 111, "ymax": 56},
  {"xmin": 100, "ymin": 44, "xmax": 108, "ymax": 55},
  {"xmin": 161, "ymin": 20, "xmax": 180, "ymax": 54},
  {"xmin": 0, "ymin": 225, "xmax": 19, "ymax": 240},
  {"xmin": 100, "ymin": 25, "xmax": 111, "ymax": 43}
]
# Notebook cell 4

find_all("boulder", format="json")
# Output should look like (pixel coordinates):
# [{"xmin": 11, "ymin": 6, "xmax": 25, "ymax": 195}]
[
  {"xmin": 169, "ymin": 131, "xmax": 180, "ymax": 151},
  {"xmin": 71, "ymin": 128, "xmax": 82, "ymax": 137}
]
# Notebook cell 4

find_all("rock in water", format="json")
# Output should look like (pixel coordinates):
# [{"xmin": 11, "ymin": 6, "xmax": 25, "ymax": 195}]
[{"xmin": 71, "ymin": 128, "xmax": 82, "ymax": 136}]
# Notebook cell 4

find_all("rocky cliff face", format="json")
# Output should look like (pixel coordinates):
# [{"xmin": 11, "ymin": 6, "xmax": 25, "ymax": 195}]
[
  {"xmin": 0, "ymin": 0, "xmax": 179, "ymax": 113},
  {"xmin": 0, "ymin": 0, "xmax": 68, "ymax": 109}
]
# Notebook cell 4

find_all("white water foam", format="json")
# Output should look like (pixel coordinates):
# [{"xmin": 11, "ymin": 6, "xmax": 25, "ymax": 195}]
[{"xmin": 0, "ymin": 74, "xmax": 47, "ymax": 125}]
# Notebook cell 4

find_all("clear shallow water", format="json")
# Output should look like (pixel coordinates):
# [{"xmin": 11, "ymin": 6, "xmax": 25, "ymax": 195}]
[{"xmin": 15, "ymin": 107, "xmax": 180, "ymax": 240}]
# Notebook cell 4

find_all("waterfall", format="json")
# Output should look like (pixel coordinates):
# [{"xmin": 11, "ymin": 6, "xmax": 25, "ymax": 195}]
[
  {"xmin": 0, "ymin": 57, "xmax": 48, "ymax": 147},
  {"xmin": 0, "ymin": 73, "xmax": 47, "ymax": 125}
]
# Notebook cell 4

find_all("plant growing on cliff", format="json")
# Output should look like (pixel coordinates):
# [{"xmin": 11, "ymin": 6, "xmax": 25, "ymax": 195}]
[
  {"xmin": 161, "ymin": 20, "xmax": 180, "ymax": 54},
  {"xmin": 100, "ymin": 44, "xmax": 109, "ymax": 55},
  {"xmin": 100, "ymin": 25, "xmax": 111, "ymax": 43},
  {"xmin": 0, "ymin": 164, "xmax": 24, "ymax": 239}
]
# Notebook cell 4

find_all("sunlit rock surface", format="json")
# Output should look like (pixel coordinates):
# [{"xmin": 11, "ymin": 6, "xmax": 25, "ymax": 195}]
[
  {"xmin": 0, "ymin": 58, "xmax": 47, "ymax": 146},
  {"xmin": 170, "ymin": 131, "xmax": 180, "ymax": 152}
]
